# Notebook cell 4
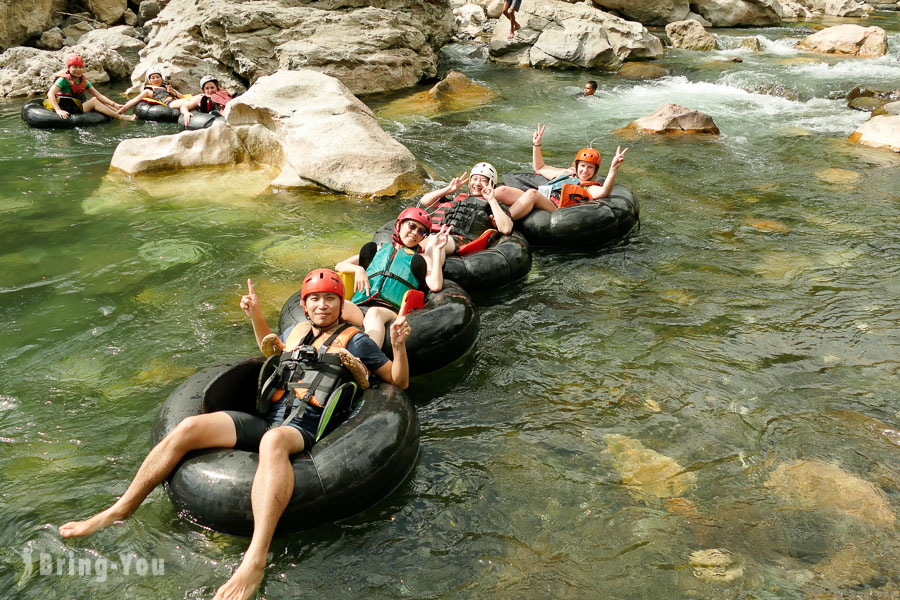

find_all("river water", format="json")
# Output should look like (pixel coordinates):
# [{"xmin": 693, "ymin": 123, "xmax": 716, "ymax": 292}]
[{"xmin": 1, "ymin": 13, "xmax": 898, "ymax": 600}]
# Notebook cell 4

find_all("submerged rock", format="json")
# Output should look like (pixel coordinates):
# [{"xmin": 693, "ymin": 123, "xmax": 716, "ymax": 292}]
[
  {"xmin": 796, "ymin": 24, "xmax": 887, "ymax": 57},
  {"xmin": 377, "ymin": 70, "xmax": 499, "ymax": 118},
  {"xmin": 849, "ymin": 115, "xmax": 900, "ymax": 153},
  {"xmin": 765, "ymin": 459, "xmax": 896, "ymax": 524},
  {"xmin": 745, "ymin": 217, "xmax": 790, "ymax": 233},
  {"xmin": 624, "ymin": 103, "xmax": 720, "ymax": 135},
  {"xmin": 605, "ymin": 434, "xmax": 696, "ymax": 499},
  {"xmin": 689, "ymin": 549, "xmax": 744, "ymax": 583},
  {"xmin": 666, "ymin": 19, "xmax": 718, "ymax": 50},
  {"xmin": 489, "ymin": 0, "xmax": 663, "ymax": 70},
  {"xmin": 616, "ymin": 61, "xmax": 669, "ymax": 79}
]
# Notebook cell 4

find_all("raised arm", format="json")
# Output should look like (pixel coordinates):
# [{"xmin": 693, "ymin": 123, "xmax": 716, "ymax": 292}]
[
  {"xmin": 373, "ymin": 317, "xmax": 411, "ymax": 389},
  {"xmin": 483, "ymin": 185, "xmax": 513, "ymax": 235},
  {"xmin": 590, "ymin": 146, "xmax": 629, "ymax": 199},
  {"xmin": 423, "ymin": 225, "xmax": 450, "ymax": 292},
  {"xmin": 419, "ymin": 172, "xmax": 468, "ymax": 208},
  {"xmin": 239, "ymin": 278, "xmax": 275, "ymax": 353},
  {"xmin": 531, "ymin": 123, "xmax": 569, "ymax": 179}
]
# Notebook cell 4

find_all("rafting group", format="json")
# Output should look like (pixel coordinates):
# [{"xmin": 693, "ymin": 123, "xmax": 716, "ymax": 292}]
[
  {"xmin": 52, "ymin": 54, "xmax": 640, "ymax": 600},
  {"xmin": 21, "ymin": 55, "xmax": 232, "ymax": 130}
]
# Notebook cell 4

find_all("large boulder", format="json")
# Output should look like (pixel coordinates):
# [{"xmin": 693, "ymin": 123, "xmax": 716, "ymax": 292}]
[
  {"xmin": 0, "ymin": 45, "xmax": 132, "ymax": 97},
  {"xmin": 849, "ymin": 115, "xmax": 900, "ymax": 152},
  {"xmin": 779, "ymin": 1, "xmax": 814, "ymax": 18},
  {"xmin": 127, "ymin": 0, "xmax": 454, "ymax": 97},
  {"xmin": 76, "ymin": 26, "xmax": 146, "ymax": 54},
  {"xmin": 665, "ymin": 19, "xmax": 719, "ymax": 50},
  {"xmin": 591, "ymin": 0, "xmax": 781, "ymax": 25},
  {"xmin": 0, "ymin": 0, "xmax": 65, "ymax": 53},
  {"xmin": 87, "ymin": 0, "xmax": 128, "ymax": 24},
  {"xmin": 824, "ymin": 0, "xmax": 869, "ymax": 16},
  {"xmin": 111, "ymin": 70, "xmax": 425, "ymax": 197},
  {"xmin": 455, "ymin": 4, "xmax": 487, "ymax": 37},
  {"xmin": 377, "ymin": 70, "xmax": 499, "ymax": 118},
  {"xmin": 489, "ymin": 0, "xmax": 663, "ymax": 70},
  {"xmin": 796, "ymin": 24, "xmax": 887, "ymax": 57},
  {"xmin": 625, "ymin": 103, "xmax": 720, "ymax": 134}
]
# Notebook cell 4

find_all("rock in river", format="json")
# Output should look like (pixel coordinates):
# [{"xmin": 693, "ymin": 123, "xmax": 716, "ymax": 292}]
[{"xmin": 605, "ymin": 434, "xmax": 696, "ymax": 499}]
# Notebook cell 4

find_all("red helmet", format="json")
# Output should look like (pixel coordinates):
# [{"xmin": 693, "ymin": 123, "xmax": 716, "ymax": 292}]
[
  {"xmin": 573, "ymin": 148, "xmax": 601, "ymax": 169},
  {"xmin": 66, "ymin": 54, "xmax": 85, "ymax": 68},
  {"xmin": 301, "ymin": 268, "xmax": 345, "ymax": 302},
  {"xmin": 392, "ymin": 206, "xmax": 432, "ymax": 245}
]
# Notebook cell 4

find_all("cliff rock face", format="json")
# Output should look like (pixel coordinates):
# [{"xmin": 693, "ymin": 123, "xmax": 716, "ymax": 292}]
[
  {"xmin": 590, "ymin": 0, "xmax": 781, "ymax": 25},
  {"xmin": 128, "ymin": 0, "xmax": 454, "ymax": 96},
  {"xmin": 0, "ymin": 44, "xmax": 132, "ymax": 97},
  {"xmin": 0, "ymin": 0, "xmax": 65, "ymax": 53},
  {"xmin": 489, "ymin": 0, "xmax": 663, "ymax": 70}
]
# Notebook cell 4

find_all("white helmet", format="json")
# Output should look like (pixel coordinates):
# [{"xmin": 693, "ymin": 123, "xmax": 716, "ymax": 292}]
[
  {"xmin": 145, "ymin": 66, "xmax": 164, "ymax": 81},
  {"xmin": 471, "ymin": 162, "xmax": 498, "ymax": 186},
  {"xmin": 199, "ymin": 75, "xmax": 219, "ymax": 89}
]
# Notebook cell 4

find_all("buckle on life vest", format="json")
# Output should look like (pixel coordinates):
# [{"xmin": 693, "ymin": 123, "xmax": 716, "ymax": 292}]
[{"xmin": 457, "ymin": 229, "xmax": 498, "ymax": 256}]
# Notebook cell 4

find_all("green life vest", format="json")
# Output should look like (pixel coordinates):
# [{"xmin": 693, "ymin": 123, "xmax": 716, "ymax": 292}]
[{"xmin": 351, "ymin": 243, "xmax": 420, "ymax": 309}]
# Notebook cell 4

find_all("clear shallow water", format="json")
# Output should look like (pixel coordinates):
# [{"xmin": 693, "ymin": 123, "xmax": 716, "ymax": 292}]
[{"xmin": 1, "ymin": 14, "xmax": 899, "ymax": 599}]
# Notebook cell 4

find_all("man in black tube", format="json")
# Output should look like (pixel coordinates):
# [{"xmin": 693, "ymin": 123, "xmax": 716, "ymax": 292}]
[{"xmin": 59, "ymin": 269, "xmax": 410, "ymax": 600}]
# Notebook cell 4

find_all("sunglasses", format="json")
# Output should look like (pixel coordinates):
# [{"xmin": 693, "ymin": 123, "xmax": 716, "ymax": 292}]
[{"xmin": 404, "ymin": 221, "xmax": 430, "ymax": 237}]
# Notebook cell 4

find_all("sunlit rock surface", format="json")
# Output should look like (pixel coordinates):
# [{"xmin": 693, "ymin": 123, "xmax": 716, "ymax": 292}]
[
  {"xmin": 589, "ymin": 0, "xmax": 781, "ymax": 25},
  {"xmin": 489, "ymin": 0, "xmax": 663, "ymax": 70},
  {"xmin": 796, "ymin": 24, "xmax": 887, "ymax": 57},
  {"xmin": 0, "ymin": 44, "xmax": 132, "ymax": 97},
  {"xmin": 377, "ymin": 70, "xmax": 498, "ymax": 119},
  {"xmin": 605, "ymin": 434, "xmax": 696, "ymax": 499},
  {"xmin": 666, "ymin": 19, "xmax": 719, "ymax": 50},
  {"xmin": 765, "ymin": 459, "xmax": 896, "ymax": 524},
  {"xmin": 625, "ymin": 103, "xmax": 720, "ymax": 135},
  {"xmin": 110, "ymin": 70, "xmax": 423, "ymax": 196},
  {"xmin": 849, "ymin": 115, "xmax": 900, "ymax": 153}
]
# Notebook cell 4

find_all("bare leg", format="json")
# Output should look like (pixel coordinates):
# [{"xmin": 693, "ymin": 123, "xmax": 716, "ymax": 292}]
[
  {"xmin": 59, "ymin": 412, "xmax": 237, "ymax": 538},
  {"xmin": 170, "ymin": 95, "xmax": 201, "ymax": 126},
  {"xmin": 362, "ymin": 307, "xmax": 396, "ymax": 348},
  {"xmin": 213, "ymin": 426, "xmax": 305, "ymax": 600},
  {"xmin": 509, "ymin": 189, "xmax": 557, "ymax": 220},
  {"xmin": 342, "ymin": 300, "xmax": 364, "ymax": 327},
  {"xmin": 83, "ymin": 97, "xmax": 136, "ymax": 121},
  {"xmin": 493, "ymin": 185, "xmax": 525, "ymax": 208}
]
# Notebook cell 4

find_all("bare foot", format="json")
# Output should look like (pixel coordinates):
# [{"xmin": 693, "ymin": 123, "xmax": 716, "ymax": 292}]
[
  {"xmin": 118, "ymin": 114, "xmax": 137, "ymax": 121},
  {"xmin": 213, "ymin": 559, "xmax": 265, "ymax": 600},
  {"xmin": 59, "ymin": 509, "xmax": 120, "ymax": 538},
  {"xmin": 508, "ymin": 23, "xmax": 521, "ymax": 39}
]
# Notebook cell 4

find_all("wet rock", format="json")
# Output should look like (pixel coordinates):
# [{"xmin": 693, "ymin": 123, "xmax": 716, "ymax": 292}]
[
  {"xmin": 37, "ymin": 28, "xmax": 65, "ymax": 51},
  {"xmin": 847, "ymin": 85, "xmax": 900, "ymax": 103},
  {"xmin": 754, "ymin": 83, "xmax": 800, "ymax": 101},
  {"xmin": 849, "ymin": 115, "xmax": 900, "ymax": 153},
  {"xmin": 824, "ymin": 0, "xmax": 869, "ymax": 16},
  {"xmin": 689, "ymin": 549, "xmax": 744, "ymax": 583},
  {"xmin": 849, "ymin": 96, "xmax": 893, "ymax": 112},
  {"xmin": 605, "ymin": 434, "xmax": 696, "ymax": 498},
  {"xmin": 665, "ymin": 19, "xmax": 718, "ymax": 50},
  {"xmin": 616, "ymin": 61, "xmax": 669, "ymax": 79},
  {"xmin": 796, "ymin": 24, "xmax": 887, "ymax": 57},
  {"xmin": 137, "ymin": 1, "xmax": 160, "ymax": 26},
  {"xmin": 377, "ymin": 70, "xmax": 498, "ymax": 118},
  {"xmin": 0, "ymin": 0, "xmax": 63, "ymax": 53},
  {"xmin": 873, "ymin": 100, "xmax": 900, "ymax": 117},
  {"xmin": 111, "ymin": 121, "xmax": 243, "ymax": 174},
  {"xmin": 825, "ymin": 410, "xmax": 900, "ymax": 448},
  {"xmin": 129, "ymin": 0, "xmax": 453, "ymax": 97},
  {"xmin": 745, "ymin": 217, "xmax": 790, "ymax": 233},
  {"xmin": 741, "ymin": 36, "xmax": 761, "ymax": 50},
  {"xmin": 625, "ymin": 103, "xmax": 720, "ymax": 135},
  {"xmin": 765, "ymin": 459, "xmax": 896, "ymax": 524},
  {"xmin": 815, "ymin": 167, "xmax": 861, "ymax": 183},
  {"xmin": 0, "ymin": 44, "xmax": 132, "ymax": 97},
  {"xmin": 88, "ymin": 0, "xmax": 127, "ymax": 24},
  {"xmin": 489, "ymin": 0, "xmax": 663, "ymax": 70}
]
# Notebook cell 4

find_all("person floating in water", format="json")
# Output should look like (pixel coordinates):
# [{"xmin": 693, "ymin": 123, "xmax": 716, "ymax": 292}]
[
  {"xmin": 59, "ymin": 269, "xmax": 410, "ymax": 600},
  {"xmin": 117, "ymin": 66, "xmax": 186, "ymax": 115},
  {"xmin": 581, "ymin": 80, "xmax": 597, "ymax": 96},
  {"xmin": 45, "ymin": 54, "xmax": 136, "ymax": 121},
  {"xmin": 169, "ymin": 75, "xmax": 233, "ymax": 126},
  {"xmin": 502, "ymin": 0, "xmax": 522, "ymax": 39},
  {"xmin": 493, "ymin": 123, "xmax": 629, "ymax": 218},
  {"xmin": 337, "ymin": 207, "xmax": 450, "ymax": 348}
]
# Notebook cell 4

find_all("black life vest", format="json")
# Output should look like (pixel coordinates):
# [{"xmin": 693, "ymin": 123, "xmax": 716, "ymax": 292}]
[
  {"xmin": 144, "ymin": 85, "xmax": 171, "ymax": 104},
  {"xmin": 256, "ymin": 323, "xmax": 360, "ymax": 439},
  {"xmin": 431, "ymin": 193, "xmax": 496, "ymax": 242}
]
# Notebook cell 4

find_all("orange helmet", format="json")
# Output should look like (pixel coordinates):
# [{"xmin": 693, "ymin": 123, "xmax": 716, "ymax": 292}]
[
  {"xmin": 301, "ymin": 268, "xmax": 345, "ymax": 302},
  {"xmin": 66, "ymin": 54, "xmax": 85, "ymax": 68},
  {"xmin": 573, "ymin": 148, "xmax": 601, "ymax": 170}
]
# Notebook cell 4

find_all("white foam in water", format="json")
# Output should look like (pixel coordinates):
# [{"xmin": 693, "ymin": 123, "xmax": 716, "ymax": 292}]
[
  {"xmin": 789, "ymin": 55, "xmax": 900, "ymax": 83},
  {"xmin": 758, "ymin": 37, "xmax": 800, "ymax": 55}
]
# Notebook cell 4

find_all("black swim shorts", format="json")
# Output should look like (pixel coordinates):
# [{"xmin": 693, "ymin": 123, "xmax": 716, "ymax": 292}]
[{"xmin": 225, "ymin": 410, "xmax": 316, "ymax": 452}]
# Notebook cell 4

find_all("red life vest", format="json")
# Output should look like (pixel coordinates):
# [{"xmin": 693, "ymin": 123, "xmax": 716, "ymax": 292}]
[{"xmin": 63, "ymin": 74, "xmax": 89, "ymax": 96}]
